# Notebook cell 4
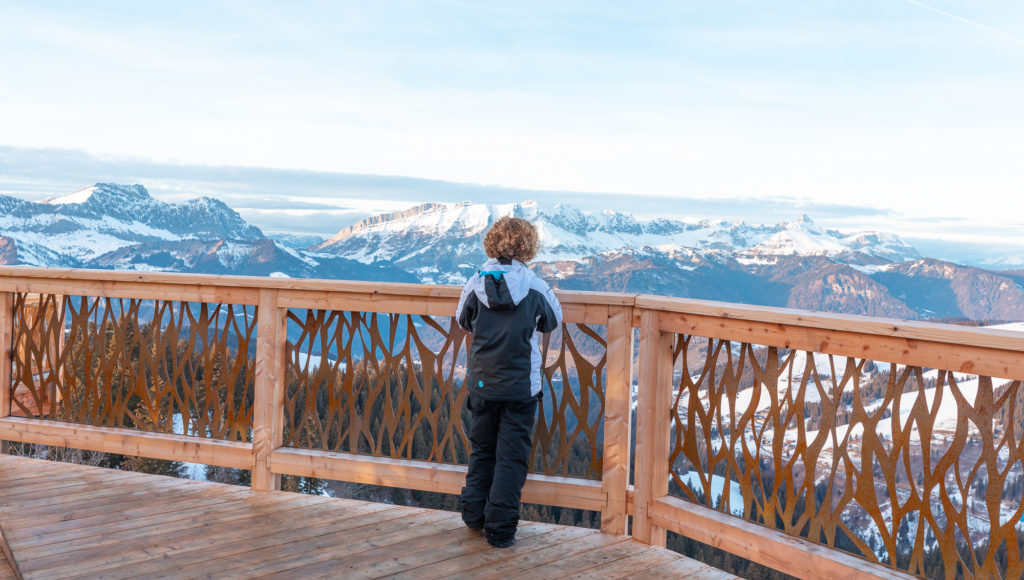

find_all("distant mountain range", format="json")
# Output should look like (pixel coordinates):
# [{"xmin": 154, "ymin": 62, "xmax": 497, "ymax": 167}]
[
  {"xmin": 2, "ymin": 183, "xmax": 1022, "ymax": 322},
  {"xmin": 0, "ymin": 183, "xmax": 412, "ymax": 282},
  {"xmin": 313, "ymin": 201, "xmax": 919, "ymax": 280},
  {"xmin": 316, "ymin": 200, "xmax": 1024, "ymax": 321}
]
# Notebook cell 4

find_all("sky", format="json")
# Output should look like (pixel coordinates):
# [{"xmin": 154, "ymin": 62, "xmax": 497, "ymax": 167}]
[{"xmin": 1, "ymin": 1, "xmax": 1022, "ymax": 260}]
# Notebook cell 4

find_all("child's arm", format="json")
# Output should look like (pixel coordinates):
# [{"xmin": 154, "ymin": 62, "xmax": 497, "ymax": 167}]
[
  {"xmin": 455, "ymin": 278, "xmax": 478, "ymax": 333},
  {"xmin": 531, "ymin": 277, "xmax": 562, "ymax": 334}
]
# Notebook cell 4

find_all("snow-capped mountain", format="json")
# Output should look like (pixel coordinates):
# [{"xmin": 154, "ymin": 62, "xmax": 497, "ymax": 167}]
[
  {"xmin": 0, "ymin": 183, "xmax": 414, "ymax": 283},
  {"xmin": 41, "ymin": 184, "xmax": 262, "ymax": 241},
  {"xmin": 1, "ymin": 183, "xmax": 261, "ymax": 265},
  {"xmin": 314, "ymin": 201, "xmax": 919, "ymax": 284},
  {"xmin": 312, "ymin": 200, "xmax": 1024, "ymax": 322}
]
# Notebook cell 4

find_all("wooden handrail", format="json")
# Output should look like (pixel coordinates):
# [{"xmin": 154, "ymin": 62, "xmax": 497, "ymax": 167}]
[
  {"xmin": 0, "ymin": 266, "xmax": 634, "ymax": 305},
  {"xmin": 637, "ymin": 293, "xmax": 1024, "ymax": 351},
  {"xmin": 2, "ymin": 266, "xmax": 1021, "ymax": 349},
  {"xmin": 1, "ymin": 266, "xmax": 1021, "ymax": 579}
]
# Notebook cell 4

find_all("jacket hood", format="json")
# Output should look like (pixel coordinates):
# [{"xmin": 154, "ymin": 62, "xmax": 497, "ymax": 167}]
[{"xmin": 471, "ymin": 258, "xmax": 532, "ymax": 310}]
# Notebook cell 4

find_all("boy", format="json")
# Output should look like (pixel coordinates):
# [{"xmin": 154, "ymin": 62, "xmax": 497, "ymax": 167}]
[{"xmin": 455, "ymin": 216, "xmax": 563, "ymax": 548}]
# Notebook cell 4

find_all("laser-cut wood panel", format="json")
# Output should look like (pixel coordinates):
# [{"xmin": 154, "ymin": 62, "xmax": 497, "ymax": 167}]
[
  {"xmin": 9, "ymin": 293, "xmax": 256, "ymax": 442},
  {"xmin": 668, "ymin": 335, "xmax": 1024, "ymax": 579},
  {"xmin": 282, "ymin": 310, "xmax": 608, "ymax": 478}
]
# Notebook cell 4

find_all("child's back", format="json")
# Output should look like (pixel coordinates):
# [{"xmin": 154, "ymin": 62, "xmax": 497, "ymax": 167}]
[
  {"xmin": 455, "ymin": 217, "xmax": 562, "ymax": 547},
  {"xmin": 457, "ymin": 257, "xmax": 561, "ymax": 401}
]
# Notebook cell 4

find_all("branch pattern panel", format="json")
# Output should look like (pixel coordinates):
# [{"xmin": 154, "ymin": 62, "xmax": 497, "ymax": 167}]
[
  {"xmin": 283, "ymin": 310, "xmax": 607, "ymax": 479},
  {"xmin": 9, "ymin": 293, "xmax": 256, "ymax": 442},
  {"xmin": 668, "ymin": 334, "xmax": 1024, "ymax": 579}
]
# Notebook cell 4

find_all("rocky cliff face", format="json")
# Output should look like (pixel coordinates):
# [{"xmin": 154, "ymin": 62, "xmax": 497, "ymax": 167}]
[{"xmin": 871, "ymin": 259, "xmax": 1024, "ymax": 320}]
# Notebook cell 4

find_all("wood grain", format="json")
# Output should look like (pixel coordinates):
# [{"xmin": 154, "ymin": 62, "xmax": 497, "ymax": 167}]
[
  {"xmin": 639, "ymin": 294, "xmax": 1024, "ymax": 353},
  {"xmin": 0, "ymin": 266, "xmax": 636, "ymax": 310},
  {"xmin": 0, "ymin": 417, "xmax": 252, "ymax": 469},
  {"xmin": 0, "ymin": 293, "xmax": 11, "ymax": 423},
  {"xmin": 0, "ymin": 454, "xmax": 724, "ymax": 580},
  {"xmin": 601, "ymin": 305, "xmax": 634, "ymax": 535},
  {"xmin": 0, "ymin": 522, "xmax": 22, "ymax": 580},
  {"xmin": 270, "ymin": 447, "xmax": 607, "ymax": 511},
  {"xmin": 252, "ymin": 288, "xmax": 284, "ymax": 491},
  {"xmin": 659, "ymin": 310, "xmax": 1024, "ymax": 380},
  {"xmin": 632, "ymin": 310, "xmax": 672, "ymax": 546},
  {"xmin": 649, "ymin": 496, "xmax": 917, "ymax": 580}
]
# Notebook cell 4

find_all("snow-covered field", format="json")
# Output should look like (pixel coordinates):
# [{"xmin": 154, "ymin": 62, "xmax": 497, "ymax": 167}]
[{"xmin": 292, "ymin": 352, "xmax": 342, "ymax": 371}]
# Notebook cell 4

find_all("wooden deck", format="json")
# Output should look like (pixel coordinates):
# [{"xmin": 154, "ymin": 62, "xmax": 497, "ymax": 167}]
[
  {"xmin": 0, "ymin": 455, "xmax": 735, "ymax": 579},
  {"xmin": 0, "ymin": 551, "xmax": 14, "ymax": 580}
]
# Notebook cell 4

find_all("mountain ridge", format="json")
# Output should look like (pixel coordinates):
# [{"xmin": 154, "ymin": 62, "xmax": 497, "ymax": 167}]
[
  {"xmin": 313, "ymin": 200, "xmax": 919, "ymax": 284},
  {"xmin": 1, "ymin": 184, "xmax": 1018, "ymax": 322},
  {"xmin": 311, "ymin": 199, "xmax": 1019, "ymax": 321},
  {"xmin": 0, "ymin": 183, "xmax": 414, "ymax": 282}
]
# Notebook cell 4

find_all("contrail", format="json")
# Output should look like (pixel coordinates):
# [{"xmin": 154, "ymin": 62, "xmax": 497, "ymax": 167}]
[{"xmin": 903, "ymin": 0, "xmax": 1024, "ymax": 45}]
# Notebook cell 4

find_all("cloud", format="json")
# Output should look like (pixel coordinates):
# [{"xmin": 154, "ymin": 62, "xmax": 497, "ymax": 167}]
[
  {"xmin": 1, "ymin": 144, "xmax": 1020, "ymax": 267},
  {"xmin": 0, "ymin": 144, "xmax": 887, "ymax": 222},
  {"xmin": 210, "ymin": 198, "xmax": 345, "ymax": 211},
  {"xmin": 238, "ymin": 209, "xmax": 373, "ymax": 237}
]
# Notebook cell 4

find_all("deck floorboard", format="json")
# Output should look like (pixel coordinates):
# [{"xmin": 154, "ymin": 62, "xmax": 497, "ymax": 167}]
[
  {"xmin": 0, "ymin": 454, "xmax": 731, "ymax": 579},
  {"xmin": 0, "ymin": 553, "xmax": 15, "ymax": 580}
]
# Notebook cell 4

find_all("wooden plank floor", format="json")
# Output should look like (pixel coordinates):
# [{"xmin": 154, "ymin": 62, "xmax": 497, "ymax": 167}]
[
  {"xmin": 0, "ymin": 455, "xmax": 737, "ymax": 579},
  {"xmin": 0, "ymin": 551, "xmax": 15, "ymax": 580}
]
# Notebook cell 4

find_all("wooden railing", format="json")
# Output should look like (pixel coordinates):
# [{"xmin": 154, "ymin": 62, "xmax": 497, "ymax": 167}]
[{"xmin": 1, "ymin": 267, "xmax": 1023, "ymax": 579}]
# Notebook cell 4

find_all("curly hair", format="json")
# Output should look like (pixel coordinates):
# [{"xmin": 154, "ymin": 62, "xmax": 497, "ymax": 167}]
[{"xmin": 483, "ymin": 216, "xmax": 540, "ymax": 263}]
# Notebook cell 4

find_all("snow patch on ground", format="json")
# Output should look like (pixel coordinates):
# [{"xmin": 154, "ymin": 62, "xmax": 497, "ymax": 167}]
[
  {"xmin": 292, "ymin": 352, "xmax": 343, "ymax": 372},
  {"xmin": 172, "ymin": 414, "xmax": 210, "ymax": 481},
  {"xmin": 676, "ymin": 471, "xmax": 746, "ymax": 516}
]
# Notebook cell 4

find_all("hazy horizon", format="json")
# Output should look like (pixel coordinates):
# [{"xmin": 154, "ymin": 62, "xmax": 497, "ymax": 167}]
[{"xmin": 1, "ymin": 145, "xmax": 1020, "ymax": 269}]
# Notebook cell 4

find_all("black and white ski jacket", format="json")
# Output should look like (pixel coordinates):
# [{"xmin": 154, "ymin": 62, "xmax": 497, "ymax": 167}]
[{"xmin": 456, "ymin": 258, "xmax": 563, "ymax": 402}]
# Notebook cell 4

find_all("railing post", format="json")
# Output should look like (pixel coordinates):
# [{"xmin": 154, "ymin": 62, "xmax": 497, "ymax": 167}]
[
  {"xmin": 601, "ymin": 305, "xmax": 634, "ymax": 535},
  {"xmin": 633, "ymin": 308, "xmax": 673, "ymax": 546},
  {"xmin": 0, "ymin": 292, "xmax": 11, "ymax": 455},
  {"xmin": 253, "ymin": 288, "xmax": 286, "ymax": 491}
]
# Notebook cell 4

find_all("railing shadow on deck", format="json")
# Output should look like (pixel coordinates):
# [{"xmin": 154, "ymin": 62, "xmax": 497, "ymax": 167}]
[{"xmin": 1, "ymin": 266, "xmax": 1022, "ymax": 580}]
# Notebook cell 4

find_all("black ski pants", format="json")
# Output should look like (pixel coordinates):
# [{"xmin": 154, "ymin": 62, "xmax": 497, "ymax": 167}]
[{"xmin": 461, "ymin": 393, "xmax": 537, "ymax": 543}]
